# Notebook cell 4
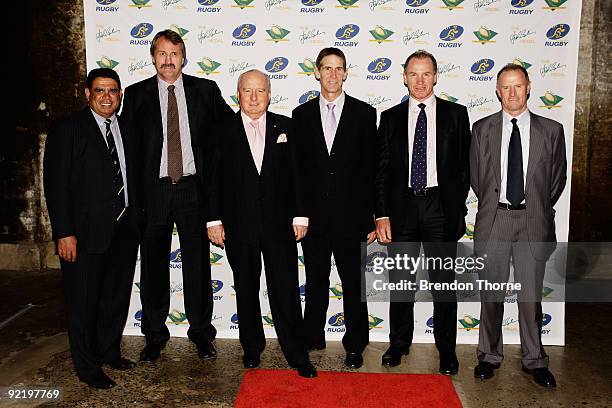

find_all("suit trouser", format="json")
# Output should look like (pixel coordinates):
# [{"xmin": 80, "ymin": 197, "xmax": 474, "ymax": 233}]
[
  {"xmin": 225, "ymin": 237, "xmax": 308, "ymax": 367},
  {"xmin": 140, "ymin": 178, "xmax": 216, "ymax": 347},
  {"xmin": 477, "ymin": 208, "xmax": 549, "ymax": 369},
  {"xmin": 388, "ymin": 191, "xmax": 457, "ymax": 356},
  {"xmin": 302, "ymin": 235, "xmax": 369, "ymax": 353},
  {"xmin": 61, "ymin": 217, "xmax": 138, "ymax": 381}
]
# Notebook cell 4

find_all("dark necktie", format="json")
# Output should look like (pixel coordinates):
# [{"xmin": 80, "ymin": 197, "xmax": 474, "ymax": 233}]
[
  {"xmin": 167, "ymin": 84, "xmax": 183, "ymax": 183},
  {"xmin": 507, "ymin": 118, "xmax": 525, "ymax": 206},
  {"xmin": 410, "ymin": 103, "xmax": 427, "ymax": 192},
  {"xmin": 104, "ymin": 119, "xmax": 126, "ymax": 221}
]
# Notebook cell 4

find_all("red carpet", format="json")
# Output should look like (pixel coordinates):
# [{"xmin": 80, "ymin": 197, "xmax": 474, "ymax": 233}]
[{"xmin": 234, "ymin": 369, "xmax": 462, "ymax": 408}]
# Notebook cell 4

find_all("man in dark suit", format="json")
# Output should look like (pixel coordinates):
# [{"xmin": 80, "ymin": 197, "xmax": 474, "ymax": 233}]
[
  {"xmin": 375, "ymin": 50, "xmax": 471, "ymax": 374},
  {"xmin": 121, "ymin": 29, "xmax": 232, "ymax": 362},
  {"xmin": 44, "ymin": 68, "xmax": 139, "ymax": 389},
  {"xmin": 471, "ymin": 63, "xmax": 566, "ymax": 387},
  {"xmin": 207, "ymin": 69, "xmax": 316, "ymax": 378},
  {"xmin": 292, "ymin": 48, "xmax": 377, "ymax": 369}
]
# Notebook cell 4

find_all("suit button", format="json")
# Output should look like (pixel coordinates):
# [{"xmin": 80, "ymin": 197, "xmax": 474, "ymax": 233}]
[
  {"xmin": 330, "ymin": 171, "xmax": 335, "ymax": 175},
  {"xmin": 494, "ymin": 188, "xmax": 498, "ymax": 193}
]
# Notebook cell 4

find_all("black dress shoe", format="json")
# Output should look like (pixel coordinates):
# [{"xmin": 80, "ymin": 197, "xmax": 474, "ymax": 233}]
[
  {"xmin": 295, "ymin": 361, "xmax": 317, "ymax": 378},
  {"xmin": 305, "ymin": 341, "xmax": 326, "ymax": 353},
  {"xmin": 382, "ymin": 346, "xmax": 409, "ymax": 367},
  {"xmin": 345, "ymin": 352, "xmax": 363, "ymax": 369},
  {"xmin": 242, "ymin": 354, "xmax": 261, "ymax": 368},
  {"xmin": 139, "ymin": 344, "xmax": 161, "ymax": 362},
  {"xmin": 522, "ymin": 366, "xmax": 557, "ymax": 388},
  {"xmin": 197, "ymin": 342, "xmax": 217, "ymax": 360},
  {"xmin": 439, "ymin": 354, "xmax": 459, "ymax": 375},
  {"xmin": 81, "ymin": 372, "xmax": 116, "ymax": 390},
  {"xmin": 474, "ymin": 361, "xmax": 500, "ymax": 379},
  {"xmin": 106, "ymin": 357, "xmax": 136, "ymax": 370}
]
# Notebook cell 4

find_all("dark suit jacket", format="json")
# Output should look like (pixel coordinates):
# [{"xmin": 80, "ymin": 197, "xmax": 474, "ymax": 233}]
[
  {"xmin": 375, "ymin": 97, "xmax": 471, "ymax": 241},
  {"xmin": 470, "ymin": 110, "xmax": 567, "ymax": 260},
  {"xmin": 121, "ymin": 74, "xmax": 233, "ymax": 219},
  {"xmin": 292, "ymin": 94, "xmax": 377, "ymax": 239},
  {"xmin": 44, "ymin": 108, "xmax": 140, "ymax": 253},
  {"xmin": 207, "ymin": 111, "xmax": 304, "ymax": 243}
]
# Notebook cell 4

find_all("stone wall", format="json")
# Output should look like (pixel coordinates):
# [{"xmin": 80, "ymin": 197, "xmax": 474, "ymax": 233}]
[{"xmin": 2, "ymin": 0, "xmax": 610, "ymax": 270}]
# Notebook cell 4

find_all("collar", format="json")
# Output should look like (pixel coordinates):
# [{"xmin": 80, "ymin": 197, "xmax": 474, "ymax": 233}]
[
  {"xmin": 319, "ymin": 91, "xmax": 345, "ymax": 110},
  {"xmin": 157, "ymin": 74, "xmax": 183, "ymax": 90},
  {"xmin": 502, "ymin": 109, "xmax": 530, "ymax": 127},
  {"xmin": 90, "ymin": 109, "xmax": 117, "ymax": 126},
  {"xmin": 241, "ymin": 110, "xmax": 267, "ymax": 127},
  {"xmin": 409, "ymin": 93, "xmax": 436, "ymax": 113}
]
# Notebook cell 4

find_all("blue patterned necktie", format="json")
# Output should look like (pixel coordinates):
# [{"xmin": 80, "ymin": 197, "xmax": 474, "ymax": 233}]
[
  {"xmin": 410, "ymin": 103, "xmax": 427, "ymax": 192},
  {"xmin": 507, "ymin": 118, "xmax": 525, "ymax": 206}
]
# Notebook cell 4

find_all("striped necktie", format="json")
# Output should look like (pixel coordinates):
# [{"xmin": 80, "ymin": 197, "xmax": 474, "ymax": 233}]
[{"xmin": 104, "ymin": 119, "xmax": 126, "ymax": 221}]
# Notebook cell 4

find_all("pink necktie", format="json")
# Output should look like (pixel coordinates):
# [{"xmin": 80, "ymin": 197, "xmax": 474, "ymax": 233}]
[
  {"xmin": 250, "ymin": 120, "xmax": 264, "ymax": 173},
  {"xmin": 324, "ymin": 103, "xmax": 336, "ymax": 154}
]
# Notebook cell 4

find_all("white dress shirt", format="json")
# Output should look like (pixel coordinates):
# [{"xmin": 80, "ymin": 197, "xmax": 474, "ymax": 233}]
[
  {"xmin": 319, "ymin": 92, "xmax": 345, "ymax": 154},
  {"xmin": 157, "ymin": 75, "xmax": 196, "ymax": 178},
  {"xmin": 407, "ymin": 94, "xmax": 438, "ymax": 188},
  {"xmin": 499, "ymin": 109, "xmax": 530, "ymax": 205},
  {"xmin": 91, "ymin": 110, "xmax": 129, "ymax": 206}
]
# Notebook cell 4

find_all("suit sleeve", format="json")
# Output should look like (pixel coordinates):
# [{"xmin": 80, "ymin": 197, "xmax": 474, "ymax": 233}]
[
  {"xmin": 457, "ymin": 105, "xmax": 472, "ymax": 208},
  {"xmin": 43, "ymin": 120, "xmax": 75, "ymax": 240},
  {"xmin": 550, "ymin": 123, "xmax": 567, "ymax": 206},
  {"xmin": 287, "ymin": 118, "xmax": 306, "ymax": 218},
  {"xmin": 374, "ymin": 110, "xmax": 392, "ymax": 218},
  {"xmin": 469, "ymin": 122, "xmax": 481, "ymax": 198},
  {"xmin": 209, "ymin": 81, "xmax": 234, "ymax": 122},
  {"xmin": 205, "ymin": 121, "xmax": 223, "ymax": 223},
  {"xmin": 291, "ymin": 108, "xmax": 311, "ymax": 219},
  {"xmin": 364, "ymin": 105, "xmax": 378, "ymax": 231}
]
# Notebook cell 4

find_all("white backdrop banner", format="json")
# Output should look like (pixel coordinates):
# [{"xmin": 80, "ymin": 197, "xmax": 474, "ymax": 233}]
[{"xmin": 83, "ymin": 0, "xmax": 580, "ymax": 345}]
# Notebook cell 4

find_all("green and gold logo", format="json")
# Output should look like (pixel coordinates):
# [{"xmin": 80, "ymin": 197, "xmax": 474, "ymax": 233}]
[
  {"xmin": 512, "ymin": 57, "xmax": 532, "ymax": 70},
  {"xmin": 458, "ymin": 314, "xmax": 480, "ymax": 330},
  {"xmin": 197, "ymin": 57, "xmax": 222, "ymax": 75},
  {"xmin": 232, "ymin": 0, "xmax": 255, "ymax": 9},
  {"xmin": 543, "ymin": 0, "xmax": 568, "ymax": 10},
  {"xmin": 329, "ymin": 283, "xmax": 343, "ymax": 299},
  {"xmin": 298, "ymin": 58, "xmax": 316, "ymax": 75},
  {"xmin": 266, "ymin": 25, "xmax": 290, "ymax": 43},
  {"xmin": 464, "ymin": 222, "xmax": 474, "ymax": 239},
  {"xmin": 97, "ymin": 56, "xmax": 119, "ymax": 69},
  {"xmin": 169, "ymin": 24, "xmax": 189, "ymax": 38},
  {"xmin": 229, "ymin": 94, "xmax": 239, "ymax": 107},
  {"xmin": 210, "ymin": 251, "xmax": 224, "ymax": 265},
  {"xmin": 369, "ymin": 25, "xmax": 394, "ymax": 44},
  {"xmin": 129, "ymin": 0, "xmax": 151, "ymax": 8},
  {"xmin": 167, "ymin": 309, "xmax": 188, "ymax": 325},
  {"xmin": 262, "ymin": 311, "xmax": 274, "ymax": 327},
  {"xmin": 539, "ymin": 91, "xmax": 564, "ymax": 109},
  {"xmin": 298, "ymin": 255, "xmax": 305, "ymax": 267},
  {"xmin": 439, "ymin": 92, "xmax": 458, "ymax": 103},
  {"xmin": 368, "ymin": 314, "xmax": 384, "ymax": 330},
  {"xmin": 472, "ymin": 26, "xmax": 497, "ymax": 44},
  {"xmin": 440, "ymin": 0, "xmax": 464, "ymax": 10},
  {"xmin": 337, "ymin": 0, "xmax": 360, "ymax": 9}
]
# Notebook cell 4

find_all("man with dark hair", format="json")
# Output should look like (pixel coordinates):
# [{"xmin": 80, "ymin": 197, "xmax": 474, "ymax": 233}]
[
  {"xmin": 44, "ymin": 68, "xmax": 140, "ymax": 389},
  {"xmin": 375, "ymin": 49, "xmax": 471, "ymax": 374},
  {"xmin": 122, "ymin": 29, "xmax": 233, "ymax": 362},
  {"xmin": 292, "ymin": 47, "xmax": 377, "ymax": 369},
  {"xmin": 471, "ymin": 63, "xmax": 566, "ymax": 387},
  {"xmin": 207, "ymin": 69, "xmax": 316, "ymax": 378}
]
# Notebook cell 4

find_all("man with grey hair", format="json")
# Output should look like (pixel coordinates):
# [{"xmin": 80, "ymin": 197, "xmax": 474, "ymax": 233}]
[
  {"xmin": 207, "ymin": 69, "xmax": 316, "ymax": 378},
  {"xmin": 471, "ymin": 63, "xmax": 566, "ymax": 387},
  {"xmin": 122, "ymin": 29, "xmax": 232, "ymax": 363}
]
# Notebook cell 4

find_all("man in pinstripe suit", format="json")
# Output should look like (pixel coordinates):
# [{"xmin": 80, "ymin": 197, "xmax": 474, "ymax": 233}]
[{"xmin": 470, "ymin": 63, "xmax": 567, "ymax": 387}]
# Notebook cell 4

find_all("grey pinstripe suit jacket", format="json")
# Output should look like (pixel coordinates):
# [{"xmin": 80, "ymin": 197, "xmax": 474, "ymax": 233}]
[{"xmin": 469, "ymin": 110, "xmax": 567, "ymax": 261}]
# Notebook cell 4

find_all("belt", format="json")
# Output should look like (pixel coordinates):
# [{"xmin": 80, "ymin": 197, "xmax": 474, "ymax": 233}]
[
  {"xmin": 407, "ymin": 186, "xmax": 439, "ymax": 197},
  {"xmin": 498, "ymin": 202, "xmax": 526, "ymax": 210},
  {"xmin": 158, "ymin": 174, "xmax": 196, "ymax": 185}
]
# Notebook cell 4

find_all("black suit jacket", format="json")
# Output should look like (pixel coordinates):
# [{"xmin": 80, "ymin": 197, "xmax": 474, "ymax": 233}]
[
  {"xmin": 44, "ymin": 108, "xmax": 140, "ymax": 253},
  {"xmin": 375, "ymin": 97, "xmax": 471, "ymax": 241},
  {"xmin": 208, "ymin": 111, "xmax": 304, "ymax": 242},
  {"xmin": 121, "ymin": 74, "xmax": 233, "ymax": 219},
  {"xmin": 292, "ymin": 94, "xmax": 377, "ymax": 239}
]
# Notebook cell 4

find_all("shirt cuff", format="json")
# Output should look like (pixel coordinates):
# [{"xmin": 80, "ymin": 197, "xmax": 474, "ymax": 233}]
[
  {"xmin": 206, "ymin": 220, "xmax": 222, "ymax": 228},
  {"xmin": 375, "ymin": 217, "xmax": 390, "ymax": 221},
  {"xmin": 292, "ymin": 217, "xmax": 309, "ymax": 226}
]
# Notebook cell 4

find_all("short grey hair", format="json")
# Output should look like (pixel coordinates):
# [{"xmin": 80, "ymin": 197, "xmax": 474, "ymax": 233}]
[{"xmin": 237, "ymin": 69, "xmax": 271, "ymax": 93}]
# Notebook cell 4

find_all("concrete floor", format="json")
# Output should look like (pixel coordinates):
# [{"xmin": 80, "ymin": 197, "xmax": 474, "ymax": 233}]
[{"xmin": 1, "ymin": 270, "xmax": 611, "ymax": 407}]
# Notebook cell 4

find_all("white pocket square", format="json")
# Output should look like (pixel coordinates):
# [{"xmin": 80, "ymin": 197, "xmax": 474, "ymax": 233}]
[{"xmin": 276, "ymin": 133, "xmax": 287, "ymax": 143}]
